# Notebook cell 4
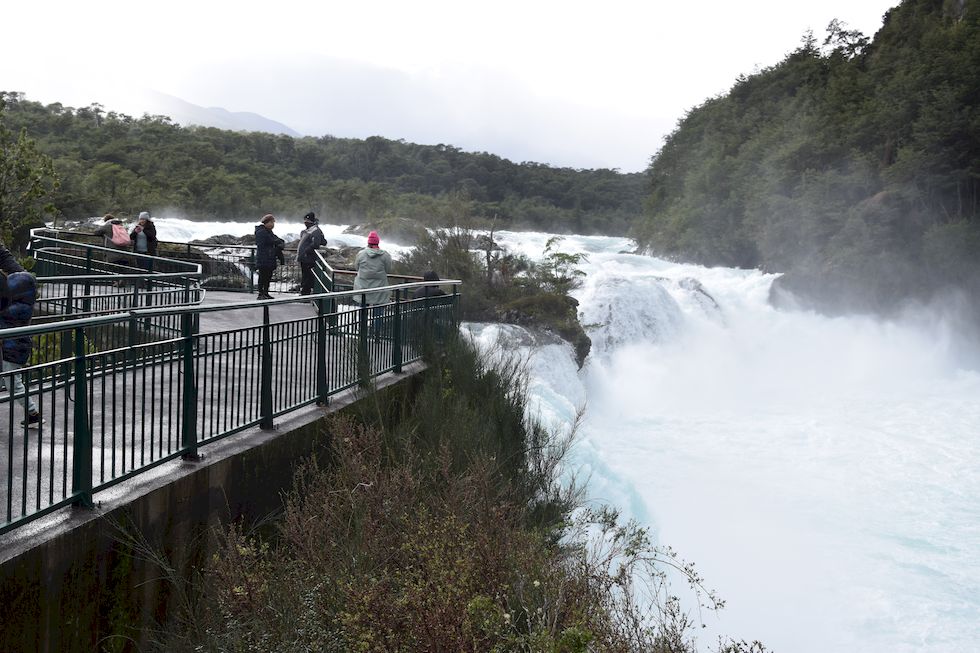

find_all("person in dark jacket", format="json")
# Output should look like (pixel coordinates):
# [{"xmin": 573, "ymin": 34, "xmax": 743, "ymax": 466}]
[
  {"xmin": 254, "ymin": 214, "xmax": 285, "ymax": 300},
  {"xmin": 0, "ymin": 242, "xmax": 25, "ymax": 274},
  {"xmin": 412, "ymin": 270, "xmax": 447, "ymax": 299},
  {"xmin": 94, "ymin": 214, "xmax": 131, "ymax": 262},
  {"xmin": 412, "ymin": 270, "xmax": 451, "ymax": 344},
  {"xmin": 130, "ymin": 211, "xmax": 159, "ymax": 258},
  {"xmin": 0, "ymin": 272, "xmax": 42, "ymax": 427},
  {"xmin": 297, "ymin": 212, "xmax": 326, "ymax": 295}
]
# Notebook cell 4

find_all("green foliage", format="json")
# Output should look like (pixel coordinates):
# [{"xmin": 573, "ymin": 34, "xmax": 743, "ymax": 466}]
[
  {"xmin": 635, "ymin": 0, "xmax": 980, "ymax": 315},
  {"xmin": 156, "ymin": 339, "xmax": 759, "ymax": 653},
  {"xmin": 0, "ymin": 96, "xmax": 60, "ymax": 246},
  {"xmin": 0, "ymin": 92, "xmax": 645, "ymax": 236},
  {"xmin": 397, "ymin": 228, "xmax": 592, "ymax": 365},
  {"xmin": 536, "ymin": 236, "xmax": 588, "ymax": 295}
]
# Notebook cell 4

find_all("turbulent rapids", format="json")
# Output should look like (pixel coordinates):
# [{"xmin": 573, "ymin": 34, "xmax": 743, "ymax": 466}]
[
  {"xmin": 156, "ymin": 219, "xmax": 980, "ymax": 653},
  {"xmin": 483, "ymin": 230, "xmax": 980, "ymax": 653}
]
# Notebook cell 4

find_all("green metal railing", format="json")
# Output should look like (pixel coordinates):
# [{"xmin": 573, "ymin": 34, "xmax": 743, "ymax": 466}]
[
  {"xmin": 32, "ymin": 227, "xmax": 429, "ymax": 296},
  {"xmin": 0, "ymin": 281, "xmax": 460, "ymax": 535}
]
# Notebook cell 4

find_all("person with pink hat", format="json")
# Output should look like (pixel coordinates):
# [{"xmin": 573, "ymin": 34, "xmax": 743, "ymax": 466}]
[{"xmin": 353, "ymin": 230, "xmax": 392, "ymax": 337}]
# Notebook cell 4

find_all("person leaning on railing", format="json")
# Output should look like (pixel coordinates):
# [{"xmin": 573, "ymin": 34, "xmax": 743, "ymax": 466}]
[{"xmin": 412, "ymin": 270, "xmax": 450, "ymax": 344}]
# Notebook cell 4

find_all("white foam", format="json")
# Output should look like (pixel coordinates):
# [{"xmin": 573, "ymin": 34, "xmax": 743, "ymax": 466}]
[{"xmin": 492, "ymin": 232, "xmax": 980, "ymax": 653}]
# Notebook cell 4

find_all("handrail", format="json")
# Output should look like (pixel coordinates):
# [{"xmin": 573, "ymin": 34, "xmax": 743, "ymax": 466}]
[
  {"xmin": 0, "ymin": 280, "xmax": 462, "ymax": 338},
  {"xmin": 30, "ymin": 228, "xmax": 204, "ymax": 275},
  {"xmin": 1, "ymin": 272, "xmax": 461, "ymax": 535}
]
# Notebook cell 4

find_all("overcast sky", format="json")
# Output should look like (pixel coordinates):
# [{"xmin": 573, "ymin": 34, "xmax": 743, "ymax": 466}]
[{"xmin": 4, "ymin": 0, "xmax": 898, "ymax": 172}]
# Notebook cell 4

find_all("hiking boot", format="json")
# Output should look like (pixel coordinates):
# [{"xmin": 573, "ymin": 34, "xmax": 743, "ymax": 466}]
[
  {"xmin": 257, "ymin": 293, "xmax": 273, "ymax": 300},
  {"xmin": 21, "ymin": 412, "xmax": 44, "ymax": 428}
]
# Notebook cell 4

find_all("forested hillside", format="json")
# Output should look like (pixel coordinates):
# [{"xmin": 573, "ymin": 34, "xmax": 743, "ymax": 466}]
[
  {"xmin": 0, "ymin": 92, "xmax": 644, "ymax": 236},
  {"xmin": 635, "ymin": 0, "xmax": 980, "ymax": 316}
]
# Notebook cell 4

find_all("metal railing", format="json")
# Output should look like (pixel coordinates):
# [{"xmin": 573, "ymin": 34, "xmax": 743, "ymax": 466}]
[
  {"xmin": 0, "ymin": 281, "xmax": 460, "ymax": 535},
  {"xmin": 27, "ymin": 228, "xmax": 206, "ymax": 359}
]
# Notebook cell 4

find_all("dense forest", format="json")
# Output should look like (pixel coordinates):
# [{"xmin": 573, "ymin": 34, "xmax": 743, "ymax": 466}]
[
  {"xmin": 0, "ymin": 92, "xmax": 645, "ymax": 240},
  {"xmin": 636, "ymin": 0, "xmax": 980, "ymax": 317},
  {"xmin": 3, "ymin": 0, "xmax": 978, "ymax": 320}
]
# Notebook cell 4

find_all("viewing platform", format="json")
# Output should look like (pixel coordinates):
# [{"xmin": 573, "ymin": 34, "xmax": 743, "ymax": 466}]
[{"xmin": 0, "ymin": 229, "xmax": 461, "ymax": 540}]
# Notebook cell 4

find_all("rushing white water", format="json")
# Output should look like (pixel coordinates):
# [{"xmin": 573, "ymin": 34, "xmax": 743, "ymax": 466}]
[
  {"xmin": 139, "ymin": 219, "xmax": 980, "ymax": 652},
  {"xmin": 485, "ymin": 230, "xmax": 980, "ymax": 653},
  {"xmin": 72, "ymin": 216, "xmax": 416, "ymax": 258}
]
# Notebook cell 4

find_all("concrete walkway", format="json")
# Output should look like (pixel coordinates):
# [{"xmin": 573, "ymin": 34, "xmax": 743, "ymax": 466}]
[{"xmin": 1, "ymin": 290, "xmax": 420, "ymax": 532}]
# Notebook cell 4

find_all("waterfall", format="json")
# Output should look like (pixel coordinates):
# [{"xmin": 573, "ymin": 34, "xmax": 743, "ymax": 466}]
[
  {"xmin": 492, "ymin": 230, "xmax": 980, "ymax": 653},
  {"xmin": 141, "ymin": 220, "xmax": 980, "ymax": 652}
]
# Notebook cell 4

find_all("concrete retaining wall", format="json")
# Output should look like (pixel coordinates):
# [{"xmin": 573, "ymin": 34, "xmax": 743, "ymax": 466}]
[{"xmin": 0, "ymin": 367, "xmax": 422, "ymax": 653}]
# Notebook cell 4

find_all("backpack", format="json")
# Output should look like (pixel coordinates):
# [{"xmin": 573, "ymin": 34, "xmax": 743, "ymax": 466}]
[{"xmin": 110, "ymin": 223, "xmax": 130, "ymax": 246}]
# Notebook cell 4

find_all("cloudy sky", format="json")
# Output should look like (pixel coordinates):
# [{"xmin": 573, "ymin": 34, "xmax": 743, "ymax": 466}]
[{"xmin": 4, "ymin": 0, "xmax": 898, "ymax": 172}]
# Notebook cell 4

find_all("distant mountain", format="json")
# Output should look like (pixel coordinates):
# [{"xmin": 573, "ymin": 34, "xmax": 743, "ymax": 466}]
[{"xmin": 129, "ymin": 89, "xmax": 302, "ymax": 137}]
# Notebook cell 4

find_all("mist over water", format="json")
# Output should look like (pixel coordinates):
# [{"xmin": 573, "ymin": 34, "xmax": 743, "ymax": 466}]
[
  {"xmin": 157, "ymin": 220, "xmax": 980, "ymax": 651},
  {"xmin": 489, "ymin": 231, "xmax": 980, "ymax": 653},
  {"xmin": 77, "ymin": 215, "xmax": 417, "ymax": 258}
]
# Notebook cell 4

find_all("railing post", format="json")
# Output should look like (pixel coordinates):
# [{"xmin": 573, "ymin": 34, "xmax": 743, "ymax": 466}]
[
  {"xmin": 316, "ymin": 299, "xmax": 328, "ymax": 405},
  {"xmin": 452, "ymin": 285, "xmax": 460, "ymax": 329},
  {"xmin": 358, "ymin": 295, "xmax": 369, "ymax": 385},
  {"xmin": 141, "ymin": 278, "xmax": 153, "ymax": 332},
  {"xmin": 83, "ymin": 278, "xmax": 92, "ymax": 316},
  {"xmin": 327, "ymin": 270, "xmax": 338, "ymax": 327},
  {"xmin": 392, "ymin": 291, "xmax": 403, "ymax": 373},
  {"xmin": 180, "ymin": 312, "xmax": 200, "ymax": 460},
  {"xmin": 260, "ymin": 306, "xmax": 274, "ymax": 429},
  {"xmin": 71, "ymin": 327, "xmax": 94, "ymax": 509},
  {"xmin": 248, "ymin": 251, "xmax": 256, "ymax": 294},
  {"xmin": 128, "ymin": 314, "xmax": 138, "ymax": 352}
]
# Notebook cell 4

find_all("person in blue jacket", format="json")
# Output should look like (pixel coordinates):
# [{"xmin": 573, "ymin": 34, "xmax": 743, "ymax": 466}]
[
  {"xmin": 0, "ymin": 271, "xmax": 42, "ymax": 427},
  {"xmin": 254, "ymin": 214, "xmax": 285, "ymax": 300},
  {"xmin": 0, "ymin": 241, "xmax": 25, "ymax": 275}
]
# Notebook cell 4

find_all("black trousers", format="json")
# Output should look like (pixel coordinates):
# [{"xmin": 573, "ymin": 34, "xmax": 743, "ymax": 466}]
[
  {"xmin": 257, "ymin": 267, "xmax": 274, "ymax": 296},
  {"xmin": 300, "ymin": 262, "xmax": 315, "ymax": 295}
]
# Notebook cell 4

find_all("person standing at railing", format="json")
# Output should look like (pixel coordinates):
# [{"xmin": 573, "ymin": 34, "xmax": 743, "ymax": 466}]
[
  {"xmin": 297, "ymin": 212, "xmax": 326, "ymax": 296},
  {"xmin": 412, "ymin": 270, "xmax": 450, "ymax": 345},
  {"xmin": 0, "ymin": 271, "xmax": 42, "ymax": 428},
  {"xmin": 0, "ymin": 241, "xmax": 25, "ymax": 274},
  {"xmin": 130, "ymin": 212, "xmax": 158, "ymax": 260},
  {"xmin": 353, "ymin": 230, "xmax": 392, "ymax": 338},
  {"xmin": 94, "ymin": 214, "xmax": 132, "ymax": 284},
  {"xmin": 255, "ymin": 213, "xmax": 285, "ymax": 300},
  {"xmin": 411, "ymin": 270, "xmax": 447, "ymax": 299}
]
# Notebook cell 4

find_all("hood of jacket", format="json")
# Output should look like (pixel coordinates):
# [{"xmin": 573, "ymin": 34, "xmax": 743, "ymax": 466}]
[{"xmin": 363, "ymin": 247, "xmax": 386, "ymax": 258}]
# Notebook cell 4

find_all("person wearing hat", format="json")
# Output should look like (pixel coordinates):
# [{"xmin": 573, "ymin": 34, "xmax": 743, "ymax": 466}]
[
  {"xmin": 353, "ymin": 230, "xmax": 392, "ymax": 337},
  {"xmin": 254, "ymin": 214, "xmax": 285, "ymax": 300},
  {"xmin": 130, "ymin": 211, "xmax": 158, "ymax": 258},
  {"xmin": 297, "ymin": 211, "xmax": 326, "ymax": 295}
]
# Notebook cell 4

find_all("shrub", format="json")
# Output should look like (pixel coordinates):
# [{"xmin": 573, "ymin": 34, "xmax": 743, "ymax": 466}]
[{"xmin": 158, "ymin": 339, "xmax": 762, "ymax": 652}]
